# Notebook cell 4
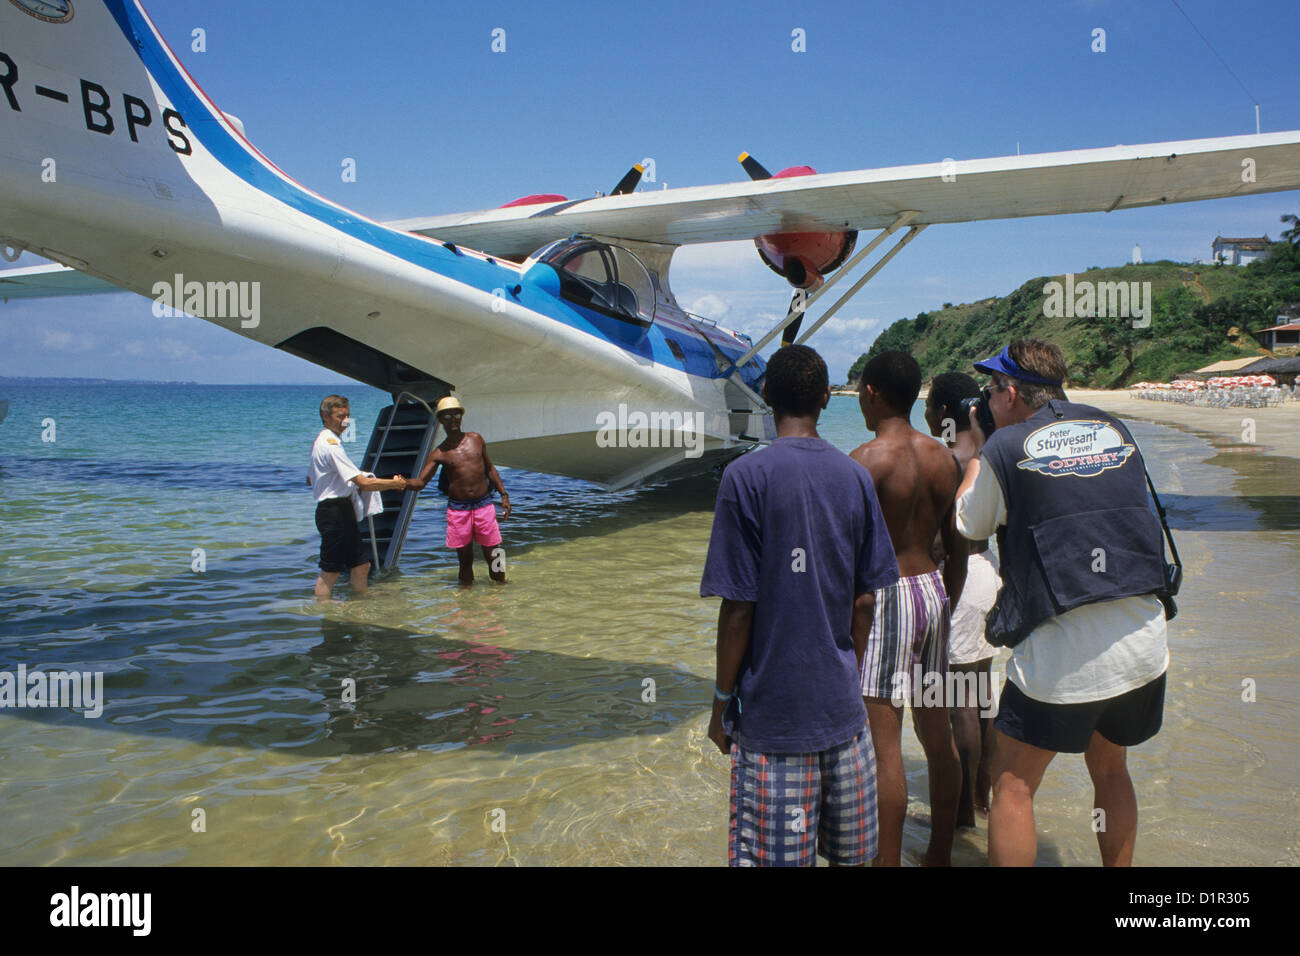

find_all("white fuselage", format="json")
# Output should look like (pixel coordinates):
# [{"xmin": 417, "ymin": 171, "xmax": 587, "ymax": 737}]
[{"xmin": 0, "ymin": 0, "xmax": 766, "ymax": 488}]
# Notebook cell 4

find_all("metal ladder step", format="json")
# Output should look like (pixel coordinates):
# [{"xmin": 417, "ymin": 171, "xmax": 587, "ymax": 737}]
[{"xmin": 356, "ymin": 394, "xmax": 441, "ymax": 574}]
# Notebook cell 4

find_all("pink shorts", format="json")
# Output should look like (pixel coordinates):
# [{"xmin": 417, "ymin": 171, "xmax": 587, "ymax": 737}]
[{"xmin": 445, "ymin": 502, "xmax": 502, "ymax": 549}]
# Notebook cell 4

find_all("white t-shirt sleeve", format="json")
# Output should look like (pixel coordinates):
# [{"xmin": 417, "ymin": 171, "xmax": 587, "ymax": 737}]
[
  {"xmin": 955, "ymin": 459, "xmax": 1006, "ymax": 540},
  {"xmin": 327, "ymin": 441, "xmax": 361, "ymax": 484}
]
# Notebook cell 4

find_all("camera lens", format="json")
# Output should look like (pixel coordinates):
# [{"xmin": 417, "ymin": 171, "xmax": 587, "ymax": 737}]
[{"xmin": 959, "ymin": 395, "xmax": 997, "ymax": 436}]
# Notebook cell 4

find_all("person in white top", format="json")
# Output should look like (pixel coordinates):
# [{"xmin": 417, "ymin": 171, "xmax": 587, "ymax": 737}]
[
  {"xmin": 925, "ymin": 372, "xmax": 1002, "ymax": 827},
  {"xmin": 954, "ymin": 340, "xmax": 1169, "ymax": 867},
  {"xmin": 308, "ymin": 395, "xmax": 407, "ymax": 601}
]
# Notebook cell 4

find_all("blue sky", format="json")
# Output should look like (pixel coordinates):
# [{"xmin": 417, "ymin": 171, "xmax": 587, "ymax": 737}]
[{"xmin": 3, "ymin": 0, "xmax": 1299, "ymax": 383}]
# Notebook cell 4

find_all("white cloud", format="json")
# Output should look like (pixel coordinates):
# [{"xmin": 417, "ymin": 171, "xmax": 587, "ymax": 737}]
[
  {"xmin": 38, "ymin": 329, "xmax": 96, "ymax": 351},
  {"xmin": 821, "ymin": 316, "xmax": 879, "ymax": 334},
  {"xmin": 685, "ymin": 293, "xmax": 730, "ymax": 319},
  {"xmin": 121, "ymin": 339, "xmax": 200, "ymax": 361},
  {"xmin": 672, "ymin": 241, "xmax": 763, "ymax": 273}
]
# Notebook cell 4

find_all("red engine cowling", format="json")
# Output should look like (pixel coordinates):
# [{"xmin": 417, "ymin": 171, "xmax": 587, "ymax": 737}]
[
  {"xmin": 746, "ymin": 161, "xmax": 857, "ymax": 289},
  {"xmin": 497, "ymin": 164, "xmax": 645, "ymax": 211},
  {"xmin": 500, "ymin": 193, "xmax": 569, "ymax": 208}
]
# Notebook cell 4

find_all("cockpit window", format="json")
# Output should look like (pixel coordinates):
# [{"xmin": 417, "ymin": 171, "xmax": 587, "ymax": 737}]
[
  {"xmin": 531, "ymin": 237, "xmax": 656, "ymax": 326},
  {"xmin": 562, "ymin": 248, "xmax": 611, "ymax": 284},
  {"xmin": 608, "ymin": 245, "xmax": 655, "ymax": 323}
]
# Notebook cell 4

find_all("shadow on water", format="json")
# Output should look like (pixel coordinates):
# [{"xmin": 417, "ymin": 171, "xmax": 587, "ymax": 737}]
[
  {"xmin": 1160, "ymin": 443, "xmax": 1300, "ymax": 532},
  {"xmin": 0, "ymin": 456, "xmax": 724, "ymax": 756},
  {"xmin": 0, "ymin": 612, "xmax": 710, "ymax": 756},
  {"xmin": 1160, "ymin": 493, "xmax": 1300, "ymax": 532},
  {"xmin": 1122, "ymin": 418, "xmax": 1300, "ymax": 533}
]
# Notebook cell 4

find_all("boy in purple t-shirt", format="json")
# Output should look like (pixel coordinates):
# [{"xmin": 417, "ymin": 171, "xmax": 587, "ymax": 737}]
[{"xmin": 700, "ymin": 345, "xmax": 900, "ymax": 866}]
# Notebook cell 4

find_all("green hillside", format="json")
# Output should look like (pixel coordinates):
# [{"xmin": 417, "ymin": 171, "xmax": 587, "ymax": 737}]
[{"xmin": 847, "ymin": 240, "xmax": 1300, "ymax": 389}]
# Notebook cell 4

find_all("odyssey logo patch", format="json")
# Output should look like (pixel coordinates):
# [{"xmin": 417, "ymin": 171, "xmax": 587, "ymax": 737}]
[
  {"xmin": 1016, "ymin": 419, "xmax": 1134, "ymax": 478},
  {"xmin": 7, "ymin": 0, "xmax": 73, "ymax": 23}
]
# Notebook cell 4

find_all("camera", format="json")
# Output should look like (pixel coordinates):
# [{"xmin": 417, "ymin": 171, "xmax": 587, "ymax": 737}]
[{"xmin": 960, "ymin": 393, "xmax": 997, "ymax": 437}]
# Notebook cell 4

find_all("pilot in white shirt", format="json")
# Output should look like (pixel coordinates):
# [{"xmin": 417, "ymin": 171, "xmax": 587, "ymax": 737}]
[{"xmin": 308, "ymin": 395, "xmax": 407, "ymax": 601}]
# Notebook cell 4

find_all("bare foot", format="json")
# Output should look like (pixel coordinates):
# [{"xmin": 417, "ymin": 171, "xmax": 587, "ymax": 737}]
[{"xmin": 922, "ymin": 848, "xmax": 952, "ymax": 867}]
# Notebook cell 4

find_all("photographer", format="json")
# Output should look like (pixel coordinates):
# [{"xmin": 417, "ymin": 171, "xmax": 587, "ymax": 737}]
[{"xmin": 953, "ymin": 340, "xmax": 1170, "ymax": 867}]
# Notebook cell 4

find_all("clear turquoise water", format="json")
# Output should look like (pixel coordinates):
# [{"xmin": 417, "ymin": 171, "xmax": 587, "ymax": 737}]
[{"xmin": 0, "ymin": 386, "xmax": 1294, "ymax": 865}]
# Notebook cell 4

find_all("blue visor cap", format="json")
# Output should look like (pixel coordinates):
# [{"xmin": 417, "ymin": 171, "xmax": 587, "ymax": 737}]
[{"xmin": 973, "ymin": 346, "xmax": 1062, "ymax": 385}]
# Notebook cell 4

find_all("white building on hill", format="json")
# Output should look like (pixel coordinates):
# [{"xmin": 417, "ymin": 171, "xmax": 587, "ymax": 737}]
[{"xmin": 1212, "ymin": 235, "xmax": 1271, "ymax": 266}]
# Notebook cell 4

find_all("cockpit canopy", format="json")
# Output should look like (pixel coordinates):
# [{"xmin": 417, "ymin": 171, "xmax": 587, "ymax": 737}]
[{"xmin": 525, "ymin": 236, "xmax": 657, "ymax": 327}]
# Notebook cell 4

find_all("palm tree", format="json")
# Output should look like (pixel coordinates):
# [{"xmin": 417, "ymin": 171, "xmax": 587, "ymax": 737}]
[{"xmin": 1283, "ymin": 212, "xmax": 1300, "ymax": 247}]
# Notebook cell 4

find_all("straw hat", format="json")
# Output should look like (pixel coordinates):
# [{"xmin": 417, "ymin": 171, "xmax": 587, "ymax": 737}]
[{"xmin": 435, "ymin": 395, "xmax": 465, "ymax": 416}]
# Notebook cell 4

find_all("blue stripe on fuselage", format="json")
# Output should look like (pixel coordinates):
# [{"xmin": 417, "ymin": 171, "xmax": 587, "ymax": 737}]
[{"xmin": 101, "ymin": 1, "xmax": 759, "ymax": 386}]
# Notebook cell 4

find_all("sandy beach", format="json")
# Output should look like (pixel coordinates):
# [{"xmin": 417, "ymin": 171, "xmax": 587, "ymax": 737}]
[{"xmin": 1071, "ymin": 388, "xmax": 1300, "ymax": 460}]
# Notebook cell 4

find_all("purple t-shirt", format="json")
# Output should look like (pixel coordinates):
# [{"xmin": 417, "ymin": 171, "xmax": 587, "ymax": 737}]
[{"xmin": 700, "ymin": 437, "xmax": 899, "ymax": 752}]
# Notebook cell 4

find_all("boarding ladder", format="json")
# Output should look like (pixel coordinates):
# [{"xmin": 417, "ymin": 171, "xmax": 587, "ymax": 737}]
[{"xmin": 357, "ymin": 392, "xmax": 441, "ymax": 574}]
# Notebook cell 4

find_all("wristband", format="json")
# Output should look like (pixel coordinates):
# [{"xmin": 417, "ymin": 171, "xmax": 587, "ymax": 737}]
[{"xmin": 713, "ymin": 685, "xmax": 742, "ymax": 713}]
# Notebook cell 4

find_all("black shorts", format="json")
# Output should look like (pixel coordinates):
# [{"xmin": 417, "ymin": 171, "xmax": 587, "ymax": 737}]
[
  {"xmin": 315, "ymin": 497, "xmax": 367, "ymax": 573},
  {"xmin": 994, "ymin": 672, "xmax": 1166, "ymax": 754}
]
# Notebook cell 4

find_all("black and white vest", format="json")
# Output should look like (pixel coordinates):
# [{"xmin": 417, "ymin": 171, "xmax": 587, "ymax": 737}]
[{"xmin": 981, "ymin": 399, "xmax": 1165, "ymax": 648}]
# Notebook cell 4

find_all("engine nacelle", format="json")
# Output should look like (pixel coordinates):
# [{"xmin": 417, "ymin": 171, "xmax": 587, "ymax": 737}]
[
  {"xmin": 755, "ymin": 229, "xmax": 857, "ymax": 289},
  {"xmin": 743, "ymin": 159, "xmax": 857, "ymax": 289}
]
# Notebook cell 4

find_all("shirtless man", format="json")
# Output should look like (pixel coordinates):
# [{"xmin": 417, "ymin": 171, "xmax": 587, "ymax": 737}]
[
  {"xmin": 925, "ymin": 372, "xmax": 1001, "ymax": 827},
  {"xmin": 407, "ymin": 396, "xmax": 511, "ymax": 584},
  {"xmin": 850, "ymin": 351, "xmax": 967, "ymax": 866}
]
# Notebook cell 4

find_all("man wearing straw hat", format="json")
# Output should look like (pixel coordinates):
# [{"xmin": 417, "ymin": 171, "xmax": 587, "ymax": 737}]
[{"xmin": 408, "ymin": 395, "xmax": 512, "ymax": 585}]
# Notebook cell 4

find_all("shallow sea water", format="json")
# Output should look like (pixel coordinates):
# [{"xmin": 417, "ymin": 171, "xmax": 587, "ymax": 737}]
[{"xmin": 0, "ymin": 386, "xmax": 1295, "ymax": 865}]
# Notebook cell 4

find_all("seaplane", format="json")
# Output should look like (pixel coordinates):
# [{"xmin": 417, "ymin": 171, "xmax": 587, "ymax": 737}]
[{"xmin": 3, "ymin": 0, "xmax": 1300, "ymax": 509}]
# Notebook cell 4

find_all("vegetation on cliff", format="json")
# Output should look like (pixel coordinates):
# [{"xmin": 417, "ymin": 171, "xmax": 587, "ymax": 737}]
[{"xmin": 846, "ymin": 236, "xmax": 1300, "ymax": 389}]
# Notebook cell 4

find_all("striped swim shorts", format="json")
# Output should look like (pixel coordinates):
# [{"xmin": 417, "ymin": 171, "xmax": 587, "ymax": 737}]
[
  {"xmin": 861, "ymin": 569, "xmax": 950, "ymax": 703},
  {"xmin": 729, "ymin": 727, "xmax": 877, "ymax": 867}
]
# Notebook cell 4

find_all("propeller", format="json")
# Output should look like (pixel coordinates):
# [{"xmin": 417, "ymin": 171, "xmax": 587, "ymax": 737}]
[
  {"xmin": 738, "ymin": 152, "xmax": 772, "ymax": 181},
  {"xmin": 736, "ymin": 153, "xmax": 848, "ymax": 346},
  {"xmin": 610, "ymin": 163, "xmax": 646, "ymax": 196}
]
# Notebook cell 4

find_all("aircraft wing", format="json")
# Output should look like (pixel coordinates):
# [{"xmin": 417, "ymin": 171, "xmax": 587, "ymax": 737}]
[
  {"xmin": 388, "ymin": 130, "xmax": 1300, "ymax": 260},
  {"xmin": 0, "ymin": 263, "xmax": 124, "ymax": 300}
]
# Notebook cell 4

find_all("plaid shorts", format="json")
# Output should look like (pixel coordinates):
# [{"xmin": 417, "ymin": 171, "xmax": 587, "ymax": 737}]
[{"xmin": 729, "ymin": 727, "xmax": 877, "ymax": 866}]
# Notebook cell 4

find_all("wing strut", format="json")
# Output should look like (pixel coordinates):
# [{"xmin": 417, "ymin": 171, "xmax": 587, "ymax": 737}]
[
  {"xmin": 793, "ymin": 223, "xmax": 927, "ymax": 346},
  {"xmin": 726, "ymin": 210, "xmax": 919, "ymax": 371}
]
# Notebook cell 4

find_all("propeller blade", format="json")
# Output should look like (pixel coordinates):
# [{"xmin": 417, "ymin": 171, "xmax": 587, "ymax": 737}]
[
  {"xmin": 611, "ymin": 163, "xmax": 645, "ymax": 196},
  {"xmin": 781, "ymin": 289, "xmax": 806, "ymax": 347},
  {"xmin": 783, "ymin": 257, "xmax": 808, "ymax": 286},
  {"xmin": 738, "ymin": 152, "xmax": 772, "ymax": 181}
]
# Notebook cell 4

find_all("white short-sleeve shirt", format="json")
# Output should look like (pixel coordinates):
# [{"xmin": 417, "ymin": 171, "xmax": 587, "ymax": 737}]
[
  {"xmin": 956, "ymin": 459, "xmax": 1169, "ymax": 704},
  {"xmin": 309, "ymin": 427, "xmax": 362, "ymax": 502}
]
